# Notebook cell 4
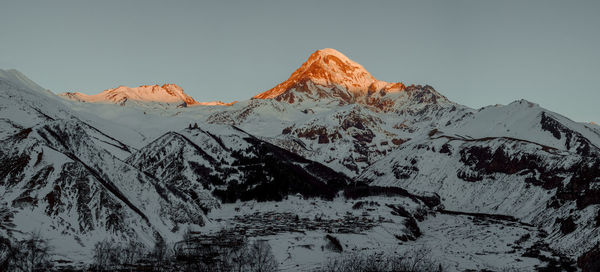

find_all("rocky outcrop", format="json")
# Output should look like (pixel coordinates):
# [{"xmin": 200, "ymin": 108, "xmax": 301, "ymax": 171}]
[
  {"xmin": 578, "ymin": 245, "xmax": 600, "ymax": 272},
  {"xmin": 541, "ymin": 112, "xmax": 600, "ymax": 157}
]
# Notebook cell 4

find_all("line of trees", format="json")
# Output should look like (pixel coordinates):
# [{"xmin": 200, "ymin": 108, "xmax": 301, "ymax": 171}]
[
  {"xmin": 91, "ymin": 231, "xmax": 278, "ymax": 272},
  {"xmin": 91, "ymin": 239, "xmax": 151, "ymax": 271},
  {"xmin": 316, "ymin": 247, "xmax": 444, "ymax": 272}
]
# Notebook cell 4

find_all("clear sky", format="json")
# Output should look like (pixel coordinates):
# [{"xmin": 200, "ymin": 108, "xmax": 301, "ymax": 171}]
[{"xmin": 1, "ymin": 0, "xmax": 598, "ymax": 122}]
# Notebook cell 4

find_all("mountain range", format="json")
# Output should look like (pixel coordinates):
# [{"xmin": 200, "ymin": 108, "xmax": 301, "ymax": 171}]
[{"xmin": 1, "ymin": 49, "xmax": 599, "ymax": 271}]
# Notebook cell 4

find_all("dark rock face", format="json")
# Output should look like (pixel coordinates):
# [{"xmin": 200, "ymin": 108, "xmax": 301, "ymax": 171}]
[
  {"xmin": 417, "ymin": 193, "xmax": 442, "ymax": 208},
  {"xmin": 318, "ymin": 134, "xmax": 330, "ymax": 144},
  {"xmin": 324, "ymin": 235, "xmax": 343, "ymax": 252},
  {"xmin": 343, "ymin": 186, "xmax": 441, "ymax": 210},
  {"xmin": 214, "ymin": 137, "xmax": 350, "ymax": 202},
  {"xmin": 391, "ymin": 138, "xmax": 408, "ymax": 145},
  {"xmin": 458, "ymin": 144, "xmax": 567, "ymax": 188},
  {"xmin": 456, "ymin": 169, "xmax": 483, "ymax": 182},
  {"xmin": 404, "ymin": 85, "xmax": 443, "ymax": 105},
  {"xmin": 459, "ymin": 145, "xmax": 544, "ymax": 176},
  {"xmin": 402, "ymin": 216, "xmax": 421, "ymax": 240},
  {"xmin": 350, "ymin": 129, "xmax": 375, "ymax": 143},
  {"xmin": 386, "ymin": 204, "xmax": 422, "ymax": 241},
  {"xmin": 293, "ymin": 125, "xmax": 343, "ymax": 146},
  {"xmin": 439, "ymin": 143, "xmax": 452, "ymax": 155},
  {"xmin": 392, "ymin": 165, "xmax": 419, "ymax": 180},
  {"xmin": 341, "ymin": 115, "xmax": 366, "ymax": 131},
  {"xmin": 522, "ymin": 242, "xmax": 577, "ymax": 272},
  {"xmin": 0, "ymin": 152, "xmax": 30, "ymax": 186},
  {"xmin": 541, "ymin": 112, "xmax": 563, "ymax": 140},
  {"xmin": 297, "ymin": 126, "xmax": 328, "ymax": 141},
  {"xmin": 578, "ymin": 245, "xmax": 600, "ymax": 272},
  {"xmin": 557, "ymin": 216, "xmax": 577, "ymax": 235},
  {"xmin": 340, "ymin": 110, "xmax": 378, "ymax": 144},
  {"xmin": 565, "ymin": 160, "xmax": 600, "ymax": 209},
  {"xmin": 387, "ymin": 204, "xmax": 412, "ymax": 218},
  {"xmin": 458, "ymin": 140, "xmax": 600, "ymax": 211},
  {"xmin": 130, "ymin": 129, "xmax": 351, "ymax": 204},
  {"xmin": 552, "ymin": 158, "xmax": 600, "ymax": 210},
  {"xmin": 540, "ymin": 112, "xmax": 599, "ymax": 157}
]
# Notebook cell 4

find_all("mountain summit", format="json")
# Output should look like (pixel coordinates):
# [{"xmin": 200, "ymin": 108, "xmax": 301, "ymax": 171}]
[
  {"xmin": 60, "ymin": 84, "xmax": 200, "ymax": 107},
  {"xmin": 3, "ymin": 56, "xmax": 600, "ymax": 271},
  {"xmin": 253, "ymin": 48, "xmax": 406, "ymax": 105}
]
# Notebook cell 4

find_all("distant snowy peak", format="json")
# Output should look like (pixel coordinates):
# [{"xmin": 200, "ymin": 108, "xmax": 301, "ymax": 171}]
[
  {"xmin": 250, "ymin": 49, "xmax": 454, "ymax": 112},
  {"xmin": 60, "ymin": 84, "xmax": 199, "ymax": 107},
  {"xmin": 253, "ymin": 48, "xmax": 406, "ymax": 103}
]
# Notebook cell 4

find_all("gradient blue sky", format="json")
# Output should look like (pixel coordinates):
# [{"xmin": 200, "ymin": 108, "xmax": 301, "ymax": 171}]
[{"xmin": 1, "ymin": 0, "xmax": 598, "ymax": 122}]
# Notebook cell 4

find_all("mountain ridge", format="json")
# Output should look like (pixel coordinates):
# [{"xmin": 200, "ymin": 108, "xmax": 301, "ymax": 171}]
[
  {"xmin": 59, "ymin": 84, "xmax": 200, "ymax": 107},
  {"xmin": 55, "ymin": 49, "xmax": 414, "ymax": 110},
  {"xmin": 1, "ymin": 50, "xmax": 599, "ymax": 271}
]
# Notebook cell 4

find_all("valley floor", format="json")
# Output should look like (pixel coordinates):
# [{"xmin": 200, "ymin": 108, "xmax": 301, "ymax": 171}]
[{"xmin": 201, "ymin": 196, "xmax": 567, "ymax": 272}]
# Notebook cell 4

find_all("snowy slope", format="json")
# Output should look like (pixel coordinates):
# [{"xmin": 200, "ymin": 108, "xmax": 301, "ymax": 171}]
[
  {"xmin": 0, "ymin": 120, "xmax": 210, "ymax": 262},
  {"xmin": 0, "ymin": 71, "xmax": 209, "ymax": 262},
  {"xmin": 358, "ymin": 127, "xmax": 600, "ymax": 258},
  {"xmin": 126, "ymin": 124, "xmax": 351, "ymax": 203},
  {"xmin": 444, "ymin": 100, "xmax": 600, "ymax": 157},
  {"xmin": 208, "ymin": 87, "xmax": 471, "ymax": 176}
]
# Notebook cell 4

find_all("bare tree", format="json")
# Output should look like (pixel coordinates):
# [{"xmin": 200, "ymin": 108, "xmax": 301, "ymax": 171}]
[
  {"xmin": 149, "ymin": 237, "xmax": 174, "ymax": 271},
  {"xmin": 225, "ymin": 236, "xmax": 249, "ymax": 272},
  {"xmin": 170, "ymin": 231, "xmax": 276, "ymax": 271},
  {"xmin": 92, "ymin": 240, "xmax": 116, "ymax": 271},
  {"xmin": 92, "ymin": 239, "xmax": 149, "ymax": 270},
  {"xmin": 0, "ymin": 204, "xmax": 15, "ymax": 234},
  {"xmin": 0, "ymin": 237, "xmax": 13, "ymax": 271},
  {"xmin": 152, "ymin": 237, "xmax": 169, "ymax": 262},
  {"xmin": 400, "ymin": 247, "xmax": 442, "ymax": 272},
  {"xmin": 8, "ymin": 232, "xmax": 53, "ymax": 272},
  {"xmin": 121, "ymin": 240, "xmax": 146, "ymax": 265},
  {"xmin": 247, "ymin": 240, "xmax": 278, "ymax": 272},
  {"xmin": 182, "ymin": 226, "xmax": 194, "ymax": 241}
]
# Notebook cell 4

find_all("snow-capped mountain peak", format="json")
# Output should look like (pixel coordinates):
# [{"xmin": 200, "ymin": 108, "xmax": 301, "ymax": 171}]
[
  {"xmin": 253, "ymin": 48, "xmax": 406, "ymax": 103},
  {"xmin": 59, "ymin": 83, "xmax": 199, "ymax": 107}
]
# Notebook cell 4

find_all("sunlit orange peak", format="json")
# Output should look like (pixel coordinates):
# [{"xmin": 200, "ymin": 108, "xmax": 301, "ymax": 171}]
[{"xmin": 253, "ymin": 48, "xmax": 405, "ymax": 100}]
